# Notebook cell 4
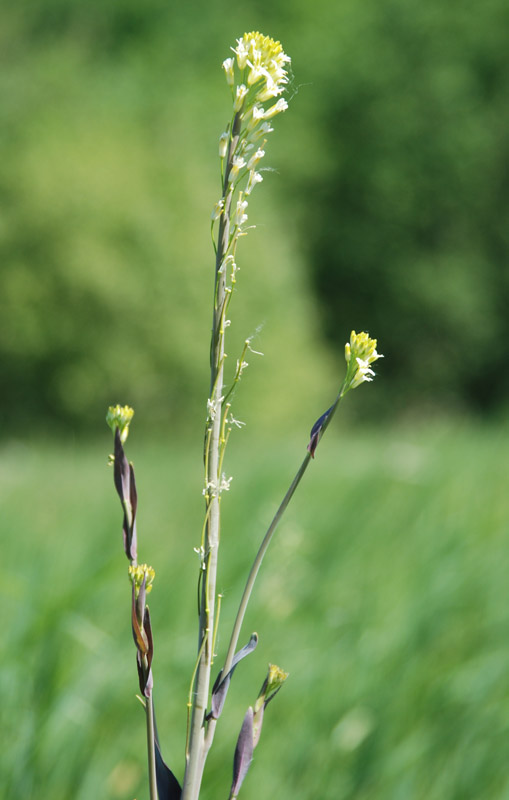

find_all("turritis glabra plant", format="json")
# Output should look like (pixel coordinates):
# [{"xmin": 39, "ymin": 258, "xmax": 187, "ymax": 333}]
[{"xmin": 105, "ymin": 31, "xmax": 382, "ymax": 800}]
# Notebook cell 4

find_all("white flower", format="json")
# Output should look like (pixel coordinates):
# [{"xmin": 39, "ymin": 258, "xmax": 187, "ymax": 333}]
[
  {"xmin": 219, "ymin": 474, "xmax": 233, "ymax": 492},
  {"xmin": 247, "ymin": 148, "xmax": 265, "ymax": 170},
  {"xmin": 229, "ymin": 156, "xmax": 246, "ymax": 182},
  {"xmin": 222, "ymin": 57, "xmax": 235, "ymax": 85},
  {"xmin": 263, "ymin": 98, "xmax": 288, "ymax": 119},
  {"xmin": 252, "ymin": 121, "xmax": 274, "ymax": 140},
  {"xmin": 234, "ymin": 198, "xmax": 249, "ymax": 227},
  {"xmin": 256, "ymin": 76, "xmax": 281, "ymax": 102},
  {"xmin": 247, "ymin": 62, "xmax": 270, "ymax": 87},
  {"xmin": 245, "ymin": 170, "xmax": 263, "ymax": 195},
  {"xmin": 211, "ymin": 198, "xmax": 224, "ymax": 221},
  {"xmin": 245, "ymin": 105, "xmax": 266, "ymax": 130},
  {"xmin": 234, "ymin": 84, "xmax": 248, "ymax": 112},
  {"xmin": 234, "ymin": 38, "xmax": 250, "ymax": 69},
  {"xmin": 351, "ymin": 358, "xmax": 376, "ymax": 388}
]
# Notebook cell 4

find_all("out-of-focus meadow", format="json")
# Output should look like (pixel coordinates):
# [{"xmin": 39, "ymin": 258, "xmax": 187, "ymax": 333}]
[{"xmin": 2, "ymin": 1, "xmax": 509, "ymax": 798}]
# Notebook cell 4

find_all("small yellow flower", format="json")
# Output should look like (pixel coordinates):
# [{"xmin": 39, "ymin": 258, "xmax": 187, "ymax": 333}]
[
  {"xmin": 128, "ymin": 564, "xmax": 155, "ymax": 597},
  {"xmin": 106, "ymin": 404, "xmax": 134, "ymax": 443}
]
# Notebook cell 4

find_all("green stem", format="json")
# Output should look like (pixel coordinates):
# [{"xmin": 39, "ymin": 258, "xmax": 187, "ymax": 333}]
[
  {"xmin": 222, "ymin": 451, "xmax": 311, "ymax": 680},
  {"xmin": 203, "ymin": 453, "xmax": 313, "ymax": 756},
  {"xmin": 203, "ymin": 389, "xmax": 347, "ymax": 754},
  {"xmin": 145, "ymin": 678, "xmax": 158, "ymax": 800},
  {"xmin": 181, "ymin": 113, "xmax": 242, "ymax": 800}
]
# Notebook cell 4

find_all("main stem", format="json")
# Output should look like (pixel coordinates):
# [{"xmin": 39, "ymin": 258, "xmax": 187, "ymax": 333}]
[
  {"xmin": 204, "ymin": 452, "xmax": 312, "ymax": 753},
  {"xmin": 181, "ymin": 114, "xmax": 241, "ymax": 800},
  {"xmin": 146, "ymin": 694, "xmax": 158, "ymax": 800}
]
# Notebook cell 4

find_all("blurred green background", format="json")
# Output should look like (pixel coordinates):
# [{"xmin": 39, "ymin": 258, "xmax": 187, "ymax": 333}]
[{"xmin": 2, "ymin": 1, "xmax": 509, "ymax": 798}]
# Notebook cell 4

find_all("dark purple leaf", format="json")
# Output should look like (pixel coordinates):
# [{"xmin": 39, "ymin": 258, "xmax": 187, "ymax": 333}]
[
  {"xmin": 131, "ymin": 583, "xmax": 149, "ymax": 656},
  {"xmin": 230, "ymin": 707, "xmax": 254, "ymax": 799},
  {"xmin": 307, "ymin": 403, "xmax": 334, "ymax": 458},
  {"xmin": 113, "ymin": 428, "xmax": 128, "ymax": 499},
  {"xmin": 113, "ymin": 428, "xmax": 138, "ymax": 560},
  {"xmin": 142, "ymin": 606, "xmax": 154, "ymax": 698},
  {"xmin": 128, "ymin": 463, "xmax": 138, "ymax": 561},
  {"xmin": 210, "ymin": 633, "xmax": 258, "ymax": 720},
  {"xmin": 155, "ymin": 739, "xmax": 182, "ymax": 800}
]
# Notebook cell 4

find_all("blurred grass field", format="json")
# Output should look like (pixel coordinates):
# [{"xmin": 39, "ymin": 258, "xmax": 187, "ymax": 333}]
[{"xmin": 2, "ymin": 419, "xmax": 509, "ymax": 799}]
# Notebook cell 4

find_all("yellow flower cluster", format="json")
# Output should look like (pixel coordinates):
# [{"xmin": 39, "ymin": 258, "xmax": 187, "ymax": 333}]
[
  {"xmin": 213, "ymin": 33, "xmax": 291, "ymax": 232},
  {"xmin": 344, "ymin": 331, "xmax": 383, "ymax": 390},
  {"xmin": 106, "ymin": 404, "xmax": 134, "ymax": 443},
  {"xmin": 232, "ymin": 32, "xmax": 290, "ymax": 99},
  {"xmin": 254, "ymin": 663, "xmax": 289, "ymax": 713},
  {"xmin": 128, "ymin": 563, "xmax": 156, "ymax": 596}
]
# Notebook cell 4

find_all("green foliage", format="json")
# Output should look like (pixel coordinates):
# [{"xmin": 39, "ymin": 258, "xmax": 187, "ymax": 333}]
[
  {"xmin": 0, "ymin": 4, "xmax": 331, "ymax": 433},
  {"xmin": 3, "ymin": 423, "xmax": 509, "ymax": 798},
  {"xmin": 2, "ymin": 1, "xmax": 508, "ymax": 429},
  {"xmin": 280, "ymin": 0, "xmax": 509, "ymax": 415}
]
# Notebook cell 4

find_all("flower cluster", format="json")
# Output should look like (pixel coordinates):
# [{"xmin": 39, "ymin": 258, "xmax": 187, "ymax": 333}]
[
  {"xmin": 106, "ymin": 404, "xmax": 134, "ymax": 444},
  {"xmin": 253, "ymin": 663, "xmax": 289, "ymax": 714},
  {"xmin": 224, "ymin": 31, "xmax": 290, "ymax": 107},
  {"xmin": 129, "ymin": 563, "xmax": 156, "ymax": 597},
  {"xmin": 344, "ymin": 331, "xmax": 383, "ymax": 391},
  {"xmin": 212, "ymin": 32, "xmax": 291, "ymax": 242}
]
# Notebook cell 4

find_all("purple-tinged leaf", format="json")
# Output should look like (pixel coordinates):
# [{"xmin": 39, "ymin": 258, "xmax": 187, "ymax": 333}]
[
  {"xmin": 113, "ymin": 428, "xmax": 138, "ymax": 560},
  {"xmin": 252, "ymin": 704, "xmax": 265, "ymax": 748},
  {"xmin": 131, "ymin": 584, "xmax": 149, "ymax": 656},
  {"xmin": 209, "ymin": 633, "xmax": 258, "ymax": 720},
  {"xmin": 128, "ymin": 463, "xmax": 138, "ymax": 561},
  {"xmin": 142, "ymin": 606, "xmax": 154, "ymax": 698},
  {"xmin": 136, "ymin": 574, "xmax": 147, "ymax": 625},
  {"xmin": 155, "ymin": 739, "xmax": 182, "ymax": 800},
  {"xmin": 113, "ymin": 428, "xmax": 129, "ymax": 500},
  {"xmin": 230, "ymin": 707, "xmax": 254, "ymax": 800},
  {"xmin": 307, "ymin": 403, "xmax": 334, "ymax": 458},
  {"xmin": 135, "ymin": 606, "xmax": 153, "ymax": 698}
]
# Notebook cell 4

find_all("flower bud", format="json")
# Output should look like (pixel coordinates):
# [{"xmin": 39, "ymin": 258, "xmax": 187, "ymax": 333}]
[
  {"xmin": 106, "ymin": 404, "xmax": 134, "ymax": 444},
  {"xmin": 211, "ymin": 198, "xmax": 224, "ymax": 221},
  {"xmin": 129, "ymin": 563, "xmax": 155, "ymax": 597},
  {"xmin": 254, "ymin": 663, "xmax": 288, "ymax": 714},
  {"xmin": 219, "ymin": 131, "xmax": 229, "ymax": 158},
  {"xmin": 222, "ymin": 57, "xmax": 235, "ymax": 85}
]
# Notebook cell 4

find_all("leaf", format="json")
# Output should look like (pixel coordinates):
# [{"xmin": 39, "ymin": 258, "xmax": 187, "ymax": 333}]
[
  {"xmin": 155, "ymin": 739, "xmax": 182, "ymax": 800},
  {"xmin": 307, "ymin": 403, "xmax": 334, "ymax": 458},
  {"xmin": 230, "ymin": 707, "xmax": 254, "ymax": 800},
  {"xmin": 113, "ymin": 428, "xmax": 137, "ymax": 560},
  {"xmin": 210, "ymin": 633, "xmax": 258, "ymax": 720}
]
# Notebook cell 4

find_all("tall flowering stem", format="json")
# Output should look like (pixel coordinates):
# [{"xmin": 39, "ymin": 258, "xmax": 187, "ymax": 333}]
[
  {"xmin": 106, "ymin": 406, "xmax": 159, "ymax": 800},
  {"xmin": 182, "ymin": 33, "xmax": 291, "ymax": 800},
  {"xmin": 218, "ymin": 331, "xmax": 383, "ymax": 700}
]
